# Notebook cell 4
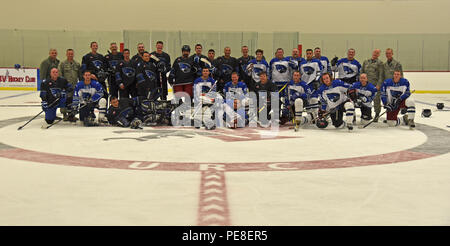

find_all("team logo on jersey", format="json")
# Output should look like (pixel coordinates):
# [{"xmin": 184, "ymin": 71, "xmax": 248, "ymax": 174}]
[
  {"xmin": 303, "ymin": 66, "xmax": 315, "ymax": 75},
  {"xmin": 327, "ymin": 93, "xmax": 341, "ymax": 103},
  {"xmin": 221, "ymin": 64, "xmax": 233, "ymax": 76},
  {"xmin": 122, "ymin": 67, "xmax": 135, "ymax": 77},
  {"xmin": 275, "ymin": 64, "xmax": 287, "ymax": 74},
  {"xmin": 145, "ymin": 70, "xmax": 157, "ymax": 81},
  {"xmin": 109, "ymin": 60, "xmax": 119, "ymax": 70},
  {"xmin": 253, "ymin": 67, "xmax": 263, "ymax": 76},
  {"xmin": 389, "ymin": 90, "xmax": 403, "ymax": 99},
  {"xmin": 343, "ymin": 66, "xmax": 354, "ymax": 75},
  {"xmin": 179, "ymin": 63, "xmax": 192, "ymax": 73},
  {"xmin": 92, "ymin": 60, "xmax": 104, "ymax": 70}
]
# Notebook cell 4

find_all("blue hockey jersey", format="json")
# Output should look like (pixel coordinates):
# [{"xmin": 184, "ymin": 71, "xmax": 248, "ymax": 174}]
[
  {"xmin": 72, "ymin": 80, "xmax": 104, "ymax": 107},
  {"xmin": 300, "ymin": 59, "xmax": 323, "ymax": 84},
  {"xmin": 317, "ymin": 56, "xmax": 331, "ymax": 74},
  {"xmin": 269, "ymin": 57, "xmax": 291, "ymax": 82},
  {"xmin": 315, "ymin": 79, "xmax": 350, "ymax": 111},
  {"xmin": 335, "ymin": 58, "xmax": 361, "ymax": 80},
  {"xmin": 246, "ymin": 59, "xmax": 269, "ymax": 83},
  {"xmin": 287, "ymin": 80, "xmax": 314, "ymax": 104},
  {"xmin": 349, "ymin": 82, "xmax": 378, "ymax": 108},
  {"xmin": 381, "ymin": 78, "xmax": 411, "ymax": 105},
  {"xmin": 223, "ymin": 81, "xmax": 248, "ymax": 101}
]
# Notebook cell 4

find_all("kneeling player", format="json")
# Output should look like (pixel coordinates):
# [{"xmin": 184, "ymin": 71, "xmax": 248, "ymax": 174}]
[
  {"xmin": 192, "ymin": 68, "xmax": 217, "ymax": 130},
  {"xmin": 287, "ymin": 71, "xmax": 319, "ymax": 130},
  {"xmin": 223, "ymin": 72, "xmax": 249, "ymax": 128},
  {"xmin": 40, "ymin": 68, "xmax": 74, "ymax": 126},
  {"xmin": 315, "ymin": 73, "xmax": 355, "ymax": 130},
  {"xmin": 106, "ymin": 96, "xmax": 142, "ymax": 128},
  {"xmin": 348, "ymin": 73, "xmax": 378, "ymax": 126},
  {"xmin": 72, "ymin": 70, "xmax": 107, "ymax": 126},
  {"xmin": 381, "ymin": 70, "xmax": 416, "ymax": 128}
]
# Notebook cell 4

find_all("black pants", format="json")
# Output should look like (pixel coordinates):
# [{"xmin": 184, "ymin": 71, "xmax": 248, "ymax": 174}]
[{"xmin": 330, "ymin": 105, "xmax": 345, "ymax": 127}]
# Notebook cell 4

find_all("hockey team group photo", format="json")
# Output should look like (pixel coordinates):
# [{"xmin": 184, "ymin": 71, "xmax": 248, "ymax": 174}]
[{"xmin": 32, "ymin": 41, "xmax": 415, "ymax": 133}]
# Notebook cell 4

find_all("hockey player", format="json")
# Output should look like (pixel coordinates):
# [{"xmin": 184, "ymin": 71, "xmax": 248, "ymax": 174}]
[
  {"xmin": 190, "ymin": 44, "xmax": 210, "ymax": 78},
  {"xmin": 215, "ymin": 47, "xmax": 239, "ymax": 95},
  {"xmin": 81, "ymin": 42, "xmax": 108, "ymax": 97},
  {"xmin": 348, "ymin": 73, "xmax": 378, "ymax": 126},
  {"xmin": 106, "ymin": 96, "xmax": 142, "ymax": 129},
  {"xmin": 169, "ymin": 45, "xmax": 197, "ymax": 99},
  {"xmin": 40, "ymin": 68, "xmax": 74, "ymax": 126},
  {"xmin": 287, "ymin": 71, "xmax": 319, "ymax": 130},
  {"xmin": 132, "ymin": 43, "xmax": 146, "ymax": 64},
  {"xmin": 314, "ymin": 47, "xmax": 331, "ymax": 75},
  {"xmin": 254, "ymin": 71, "xmax": 278, "ymax": 127},
  {"xmin": 333, "ymin": 48, "xmax": 361, "ymax": 84},
  {"xmin": 135, "ymin": 51, "xmax": 159, "ymax": 100},
  {"xmin": 381, "ymin": 70, "xmax": 415, "ymax": 129},
  {"xmin": 299, "ymin": 49, "xmax": 323, "ymax": 91},
  {"xmin": 315, "ymin": 73, "xmax": 355, "ymax": 130},
  {"xmin": 104, "ymin": 42, "xmax": 124, "ymax": 98},
  {"xmin": 246, "ymin": 49, "xmax": 269, "ymax": 91},
  {"xmin": 72, "ymin": 70, "xmax": 107, "ymax": 126},
  {"xmin": 237, "ymin": 46, "xmax": 255, "ymax": 93},
  {"xmin": 192, "ymin": 68, "xmax": 217, "ymax": 130},
  {"xmin": 269, "ymin": 48, "xmax": 291, "ymax": 120},
  {"xmin": 223, "ymin": 72, "xmax": 249, "ymax": 128},
  {"xmin": 150, "ymin": 41, "xmax": 171, "ymax": 100},
  {"xmin": 115, "ymin": 49, "xmax": 137, "ymax": 99},
  {"xmin": 286, "ymin": 48, "xmax": 305, "ymax": 77}
]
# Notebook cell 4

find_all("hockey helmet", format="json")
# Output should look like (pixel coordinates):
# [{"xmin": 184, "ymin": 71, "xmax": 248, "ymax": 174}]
[
  {"xmin": 421, "ymin": 109, "xmax": 432, "ymax": 118},
  {"xmin": 182, "ymin": 45, "xmax": 191, "ymax": 52},
  {"xmin": 436, "ymin": 103, "xmax": 444, "ymax": 110},
  {"xmin": 316, "ymin": 118, "xmax": 329, "ymax": 129}
]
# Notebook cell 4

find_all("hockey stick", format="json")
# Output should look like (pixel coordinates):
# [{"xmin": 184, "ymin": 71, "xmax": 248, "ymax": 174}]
[
  {"xmin": 362, "ymin": 110, "xmax": 387, "ymax": 128},
  {"xmin": 46, "ymin": 100, "xmax": 93, "ymax": 129},
  {"xmin": 200, "ymin": 57, "xmax": 212, "ymax": 68},
  {"xmin": 17, "ymin": 98, "xmax": 61, "ymax": 130}
]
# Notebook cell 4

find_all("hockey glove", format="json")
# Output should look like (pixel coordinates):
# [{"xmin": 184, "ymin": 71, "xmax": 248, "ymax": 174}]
[
  {"xmin": 318, "ymin": 109, "xmax": 327, "ymax": 119},
  {"xmin": 384, "ymin": 104, "xmax": 395, "ymax": 112},
  {"xmin": 392, "ymin": 97, "xmax": 401, "ymax": 110},
  {"xmin": 331, "ymin": 56, "xmax": 339, "ymax": 67},
  {"xmin": 348, "ymin": 88, "xmax": 357, "ymax": 101}
]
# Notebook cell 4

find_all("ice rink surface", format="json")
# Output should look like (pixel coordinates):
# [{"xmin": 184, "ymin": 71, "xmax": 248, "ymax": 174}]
[{"xmin": 0, "ymin": 90, "xmax": 449, "ymax": 226}]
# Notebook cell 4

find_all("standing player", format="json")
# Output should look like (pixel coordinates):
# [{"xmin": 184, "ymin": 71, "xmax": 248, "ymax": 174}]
[
  {"xmin": 132, "ymin": 43, "xmax": 146, "ymax": 64},
  {"xmin": 72, "ymin": 70, "xmax": 107, "ymax": 126},
  {"xmin": 347, "ymin": 73, "xmax": 378, "ymax": 126},
  {"xmin": 286, "ymin": 48, "xmax": 305, "ymax": 77},
  {"xmin": 115, "ymin": 49, "xmax": 137, "ymax": 99},
  {"xmin": 246, "ymin": 49, "xmax": 269, "ymax": 91},
  {"xmin": 190, "ymin": 44, "xmax": 209, "ymax": 77},
  {"xmin": 193, "ymin": 68, "xmax": 216, "ymax": 130},
  {"xmin": 169, "ymin": 45, "xmax": 197, "ymax": 99},
  {"xmin": 381, "ymin": 70, "xmax": 415, "ymax": 128},
  {"xmin": 315, "ymin": 73, "xmax": 355, "ymax": 131},
  {"xmin": 314, "ymin": 47, "xmax": 331, "ymax": 75},
  {"xmin": 135, "ymin": 52, "xmax": 159, "ymax": 100},
  {"xmin": 361, "ymin": 49, "xmax": 384, "ymax": 121},
  {"xmin": 287, "ymin": 71, "xmax": 318, "ymax": 130},
  {"xmin": 299, "ymin": 49, "xmax": 323, "ymax": 90},
  {"xmin": 269, "ymin": 48, "xmax": 291, "ymax": 120},
  {"xmin": 215, "ymin": 47, "xmax": 239, "ymax": 95},
  {"xmin": 40, "ymin": 68, "xmax": 73, "ymax": 126},
  {"xmin": 104, "ymin": 42, "xmax": 124, "ymax": 98},
  {"xmin": 81, "ymin": 42, "xmax": 108, "ymax": 97},
  {"xmin": 223, "ymin": 72, "xmax": 249, "ymax": 128},
  {"xmin": 150, "ymin": 41, "xmax": 171, "ymax": 100},
  {"xmin": 237, "ymin": 46, "xmax": 255, "ymax": 93},
  {"xmin": 333, "ymin": 48, "xmax": 361, "ymax": 84}
]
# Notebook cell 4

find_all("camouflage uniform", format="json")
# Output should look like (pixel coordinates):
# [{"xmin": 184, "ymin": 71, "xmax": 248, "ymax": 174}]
[
  {"xmin": 39, "ymin": 57, "xmax": 60, "ymax": 81},
  {"xmin": 361, "ymin": 58, "xmax": 384, "ymax": 116},
  {"xmin": 382, "ymin": 59, "xmax": 403, "ymax": 81}
]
